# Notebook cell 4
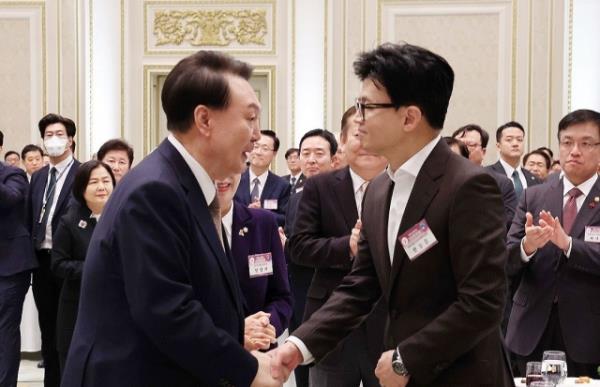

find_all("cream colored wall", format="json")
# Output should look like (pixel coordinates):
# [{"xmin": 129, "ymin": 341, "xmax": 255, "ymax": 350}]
[{"xmin": 0, "ymin": 0, "xmax": 575, "ymax": 171}]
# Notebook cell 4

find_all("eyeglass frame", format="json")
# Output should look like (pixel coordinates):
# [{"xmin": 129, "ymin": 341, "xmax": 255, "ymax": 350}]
[
  {"xmin": 252, "ymin": 143, "xmax": 275, "ymax": 152},
  {"xmin": 355, "ymin": 99, "xmax": 396, "ymax": 121},
  {"xmin": 558, "ymin": 139, "xmax": 600, "ymax": 152}
]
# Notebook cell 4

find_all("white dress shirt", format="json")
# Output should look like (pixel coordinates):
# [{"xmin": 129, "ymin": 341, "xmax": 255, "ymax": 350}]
[
  {"xmin": 287, "ymin": 135, "xmax": 442, "ymax": 364},
  {"xmin": 349, "ymin": 167, "xmax": 367, "ymax": 216},
  {"xmin": 222, "ymin": 204, "xmax": 234, "ymax": 248},
  {"xmin": 40, "ymin": 154, "xmax": 75, "ymax": 249},
  {"xmin": 249, "ymin": 169, "xmax": 268, "ymax": 198},
  {"xmin": 521, "ymin": 173, "xmax": 598, "ymax": 261},
  {"xmin": 499, "ymin": 158, "xmax": 528, "ymax": 189}
]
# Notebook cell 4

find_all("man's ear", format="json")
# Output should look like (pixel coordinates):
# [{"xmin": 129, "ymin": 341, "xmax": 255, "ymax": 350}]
[
  {"xmin": 402, "ymin": 106, "xmax": 422, "ymax": 132},
  {"xmin": 193, "ymin": 105, "xmax": 211, "ymax": 136}
]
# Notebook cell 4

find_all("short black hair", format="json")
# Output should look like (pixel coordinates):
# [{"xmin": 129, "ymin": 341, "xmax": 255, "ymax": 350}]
[
  {"xmin": 496, "ymin": 121, "xmax": 525, "ymax": 142},
  {"xmin": 536, "ymin": 146, "xmax": 554, "ymax": 160},
  {"xmin": 97, "ymin": 138, "xmax": 134, "ymax": 166},
  {"xmin": 0, "ymin": 130, "xmax": 3, "ymax": 146},
  {"xmin": 557, "ymin": 109, "xmax": 600, "ymax": 139},
  {"xmin": 161, "ymin": 50, "xmax": 253, "ymax": 132},
  {"xmin": 353, "ymin": 42, "xmax": 454, "ymax": 129},
  {"xmin": 444, "ymin": 137, "xmax": 469, "ymax": 158},
  {"xmin": 21, "ymin": 144, "xmax": 44, "ymax": 160},
  {"xmin": 4, "ymin": 150, "xmax": 19, "ymax": 161},
  {"xmin": 452, "ymin": 124, "xmax": 489, "ymax": 148},
  {"xmin": 72, "ymin": 160, "xmax": 116, "ymax": 208},
  {"xmin": 340, "ymin": 106, "xmax": 357, "ymax": 143},
  {"xmin": 38, "ymin": 113, "xmax": 77, "ymax": 139},
  {"xmin": 285, "ymin": 148, "xmax": 299, "ymax": 159},
  {"xmin": 523, "ymin": 150, "xmax": 551, "ymax": 169},
  {"xmin": 260, "ymin": 129, "xmax": 280, "ymax": 152},
  {"xmin": 299, "ymin": 129, "xmax": 338, "ymax": 156}
]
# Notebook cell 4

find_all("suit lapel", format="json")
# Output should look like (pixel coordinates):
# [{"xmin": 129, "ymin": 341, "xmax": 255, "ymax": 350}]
[
  {"xmin": 333, "ymin": 167, "xmax": 359, "ymax": 230},
  {"xmin": 388, "ymin": 141, "xmax": 448, "ymax": 293},
  {"xmin": 231, "ymin": 204, "xmax": 252, "ymax": 313},
  {"xmin": 261, "ymin": 171, "xmax": 276, "ymax": 201},
  {"xmin": 54, "ymin": 160, "xmax": 80, "ymax": 216},
  {"xmin": 544, "ymin": 177, "xmax": 564, "ymax": 225},
  {"xmin": 570, "ymin": 178, "xmax": 600, "ymax": 238},
  {"xmin": 376, "ymin": 176, "xmax": 395, "ymax": 292},
  {"xmin": 238, "ymin": 170, "xmax": 251, "ymax": 204}
]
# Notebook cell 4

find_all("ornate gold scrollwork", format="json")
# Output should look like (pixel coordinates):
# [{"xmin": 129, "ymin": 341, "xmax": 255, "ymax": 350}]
[{"xmin": 153, "ymin": 9, "xmax": 268, "ymax": 47}]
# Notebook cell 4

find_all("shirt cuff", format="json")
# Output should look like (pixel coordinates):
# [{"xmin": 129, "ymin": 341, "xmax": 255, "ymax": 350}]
[
  {"xmin": 564, "ymin": 236, "xmax": 573, "ymax": 258},
  {"xmin": 285, "ymin": 336, "xmax": 315, "ymax": 365},
  {"xmin": 520, "ymin": 238, "xmax": 537, "ymax": 262}
]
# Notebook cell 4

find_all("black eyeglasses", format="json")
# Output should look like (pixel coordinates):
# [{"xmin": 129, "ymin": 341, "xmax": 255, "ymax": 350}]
[{"xmin": 355, "ymin": 99, "xmax": 396, "ymax": 121}]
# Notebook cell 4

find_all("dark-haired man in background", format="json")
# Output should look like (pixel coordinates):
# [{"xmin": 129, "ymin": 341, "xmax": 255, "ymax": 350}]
[
  {"xmin": 4, "ymin": 150, "xmax": 20, "ymax": 167},
  {"xmin": 97, "ymin": 138, "xmax": 134, "ymax": 183},
  {"xmin": 282, "ymin": 147, "xmax": 305, "ymax": 192},
  {"xmin": 62, "ymin": 50, "xmax": 278, "ymax": 387},
  {"xmin": 235, "ymin": 129, "xmax": 290, "ymax": 226},
  {"xmin": 523, "ymin": 149, "xmax": 551, "ymax": 182},
  {"xmin": 22, "ymin": 144, "xmax": 45, "ymax": 181},
  {"xmin": 271, "ymin": 42, "xmax": 513, "ymax": 387},
  {"xmin": 27, "ymin": 113, "xmax": 80, "ymax": 387}
]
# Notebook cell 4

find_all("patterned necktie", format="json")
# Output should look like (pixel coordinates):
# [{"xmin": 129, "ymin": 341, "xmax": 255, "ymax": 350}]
[
  {"xmin": 512, "ymin": 170, "xmax": 523, "ymax": 198},
  {"xmin": 250, "ymin": 177, "xmax": 260, "ymax": 202},
  {"xmin": 208, "ymin": 197, "xmax": 224, "ymax": 250},
  {"xmin": 356, "ymin": 181, "xmax": 368, "ymax": 216},
  {"xmin": 290, "ymin": 176, "xmax": 297, "ymax": 190},
  {"xmin": 563, "ymin": 187, "xmax": 583, "ymax": 235}
]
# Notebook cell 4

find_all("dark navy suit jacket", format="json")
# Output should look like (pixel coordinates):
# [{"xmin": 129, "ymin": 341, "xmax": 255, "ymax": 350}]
[
  {"xmin": 0, "ymin": 163, "xmax": 37, "ymax": 276},
  {"xmin": 234, "ymin": 169, "xmax": 290, "ymax": 227},
  {"xmin": 27, "ymin": 159, "xmax": 80, "ymax": 249},
  {"xmin": 61, "ymin": 140, "xmax": 257, "ymax": 387},
  {"xmin": 231, "ymin": 202, "xmax": 292, "ymax": 336},
  {"xmin": 487, "ymin": 160, "xmax": 542, "ymax": 188}
]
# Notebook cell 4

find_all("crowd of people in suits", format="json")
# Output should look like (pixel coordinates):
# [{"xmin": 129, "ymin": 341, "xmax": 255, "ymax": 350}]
[{"xmin": 1, "ymin": 42, "xmax": 599, "ymax": 387}]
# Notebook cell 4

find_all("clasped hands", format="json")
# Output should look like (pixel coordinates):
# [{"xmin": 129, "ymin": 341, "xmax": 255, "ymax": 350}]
[{"xmin": 522, "ymin": 210, "xmax": 571, "ymax": 255}]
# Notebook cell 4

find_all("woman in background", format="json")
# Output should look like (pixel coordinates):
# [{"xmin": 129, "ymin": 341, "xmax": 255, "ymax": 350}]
[{"xmin": 51, "ymin": 160, "xmax": 115, "ymax": 371}]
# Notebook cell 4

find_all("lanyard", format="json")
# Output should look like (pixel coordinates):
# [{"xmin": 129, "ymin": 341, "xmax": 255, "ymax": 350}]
[{"xmin": 38, "ymin": 160, "xmax": 74, "ymax": 223}]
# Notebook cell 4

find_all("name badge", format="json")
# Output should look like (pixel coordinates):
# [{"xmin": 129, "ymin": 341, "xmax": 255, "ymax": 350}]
[
  {"xmin": 398, "ymin": 219, "xmax": 438, "ymax": 261},
  {"xmin": 264, "ymin": 199, "xmax": 278, "ymax": 210},
  {"xmin": 584, "ymin": 226, "xmax": 600, "ymax": 243},
  {"xmin": 248, "ymin": 252, "xmax": 274, "ymax": 278}
]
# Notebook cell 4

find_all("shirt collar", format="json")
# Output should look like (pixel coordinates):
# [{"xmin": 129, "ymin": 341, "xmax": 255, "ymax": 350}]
[
  {"xmin": 222, "ymin": 203, "xmax": 234, "ymax": 243},
  {"xmin": 386, "ymin": 135, "xmax": 441, "ymax": 183},
  {"xmin": 349, "ymin": 167, "xmax": 367, "ymax": 194},
  {"xmin": 291, "ymin": 171, "xmax": 302, "ymax": 179},
  {"xmin": 167, "ymin": 134, "xmax": 216, "ymax": 204},
  {"xmin": 249, "ymin": 169, "xmax": 269, "ymax": 187},
  {"xmin": 563, "ymin": 173, "xmax": 598, "ymax": 198},
  {"xmin": 49, "ymin": 154, "xmax": 74, "ymax": 173},
  {"xmin": 499, "ymin": 157, "xmax": 520, "ymax": 177}
]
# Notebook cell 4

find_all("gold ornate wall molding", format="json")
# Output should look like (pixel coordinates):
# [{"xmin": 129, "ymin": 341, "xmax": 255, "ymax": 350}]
[{"xmin": 144, "ymin": 0, "xmax": 275, "ymax": 55}]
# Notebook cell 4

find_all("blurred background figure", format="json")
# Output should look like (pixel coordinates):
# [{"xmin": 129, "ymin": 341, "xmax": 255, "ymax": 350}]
[
  {"xmin": 51, "ymin": 160, "xmax": 115, "ymax": 372},
  {"xmin": 21, "ymin": 144, "xmax": 44, "ymax": 180},
  {"xmin": 97, "ymin": 139, "xmax": 134, "ymax": 183},
  {"xmin": 523, "ymin": 149, "xmax": 551, "ymax": 181},
  {"xmin": 4, "ymin": 150, "xmax": 21, "ymax": 167},
  {"xmin": 282, "ymin": 147, "xmax": 304, "ymax": 192}
]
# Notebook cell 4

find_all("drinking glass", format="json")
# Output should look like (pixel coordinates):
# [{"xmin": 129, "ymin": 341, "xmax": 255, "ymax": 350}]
[
  {"xmin": 541, "ymin": 350, "xmax": 567, "ymax": 385},
  {"xmin": 530, "ymin": 382, "xmax": 555, "ymax": 387},
  {"xmin": 526, "ymin": 361, "xmax": 543, "ymax": 386}
]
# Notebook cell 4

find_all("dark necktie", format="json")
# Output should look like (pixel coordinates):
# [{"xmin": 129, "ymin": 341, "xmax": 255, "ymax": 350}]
[
  {"xmin": 208, "ymin": 197, "xmax": 224, "ymax": 250},
  {"xmin": 563, "ymin": 187, "xmax": 583, "ymax": 235},
  {"xmin": 38, "ymin": 167, "xmax": 57, "ymax": 247},
  {"xmin": 512, "ymin": 170, "xmax": 523, "ymax": 198},
  {"xmin": 250, "ymin": 177, "xmax": 260, "ymax": 202},
  {"xmin": 290, "ymin": 176, "xmax": 297, "ymax": 190}
]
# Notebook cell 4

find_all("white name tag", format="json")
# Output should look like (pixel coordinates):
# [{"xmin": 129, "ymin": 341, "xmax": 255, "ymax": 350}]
[
  {"xmin": 248, "ymin": 252, "xmax": 274, "ymax": 278},
  {"xmin": 584, "ymin": 226, "xmax": 600, "ymax": 243},
  {"xmin": 264, "ymin": 199, "xmax": 278, "ymax": 210},
  {"xmin": 399, "ymin": 219, "xmax": 438, "ymax": 261}
]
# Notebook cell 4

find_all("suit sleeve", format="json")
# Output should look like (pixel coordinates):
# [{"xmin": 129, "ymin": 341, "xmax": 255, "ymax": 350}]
[
  {"xmin": 506, "ymin": 190, "xmax": 532, "ymax": 277},
  {"xmin": 500, "ymin": 177, "xmax": 517, "ymax": 231},
  {"xmin": 289, "ymin": 178, "xmax": 352, "ymax": 269},
  {"xmin": 274, "ymin": 181, "xmax": 291, "ymax": 227},
  {"xmin": 115, "ymin": 181, "xmax": 257, "ymax": 386},
  {"xmin": 398, "ymin": 173, "xmax": 507, "ymax": 384},
  {"xmin": 262, "ymin": 213, "xmax": 293, "ymax": 336},
  {"xmin": 51, "ymin": 217, "xmax": 84, "ymax": 280},
  {"xmin": 0, "ymin": 169, "xmax": 28, "ymax": 210},
  {"xmin": 567, "ymin": 237, "xmax": 600, "ymax": 275}
]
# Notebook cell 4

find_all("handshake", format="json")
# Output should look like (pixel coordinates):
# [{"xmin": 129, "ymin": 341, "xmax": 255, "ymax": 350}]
[{"xmin": 250, "ymin": 342, "xmax": 303, "ymax": 387}]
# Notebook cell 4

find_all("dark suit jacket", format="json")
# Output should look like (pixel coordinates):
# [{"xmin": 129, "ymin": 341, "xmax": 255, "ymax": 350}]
[
  {"xmin": 51, "ymin": 202, "xmax": 95, "ymax": 355},
  {"xmin": 487, "ymin": 160, "xmax": 542, "ymax": 188},
  {"xmin": 505, "ymin": 176, "xmax": 600, "ymax": 363},
  {"xmin": 61, "ymin": 140, "xmax": 256, "ymax": 387},
  {"xmin": 293, "ymin": 140, "xmax": 513, "ymax": 386},
  {"xmin": 231, "ymin": 202, "xmax": 292, "ymax": 336},
  {"xmin": 234, "ymin": 169, "xmax": 290, "ymax": 226},
  {"xmin": 0, "ymin": 164, "xmax": 37, "ymax": 276},
  {"xmin": 289, "ymin": 166, "xmax": 385, "ymax": 359},
  {"xmin": 27, "ymin": 159, "xmax": 81, "ymax": 249},
  {"xmin": 488, "ymin": 171, "xmax": 518, "ymax": 231},
  {"xmin": 282, "ymin": 173, "xmax": 305, "ymax": 191}
]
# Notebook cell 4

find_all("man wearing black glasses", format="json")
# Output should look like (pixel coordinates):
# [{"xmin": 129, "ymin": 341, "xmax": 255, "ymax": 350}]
[{"xmin": 271, "ymin": 42, "xmax": 513, "ymax": 387}]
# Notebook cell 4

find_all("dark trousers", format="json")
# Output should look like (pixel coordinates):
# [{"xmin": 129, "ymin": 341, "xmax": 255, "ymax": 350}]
[
  {"xmin": 309, "ymin": 324, "xmax": 379, "ymax": 387},
  {"xmin": 0, "ymin": 270, "xmax": 30, "ymax": 387},
  {"xmin": 514, "ymin": 304, "xmax": 599, "ymax": 378},
  {"xmin": 32, "ymin": 249, "xmax": 61, "ymax": 387}
]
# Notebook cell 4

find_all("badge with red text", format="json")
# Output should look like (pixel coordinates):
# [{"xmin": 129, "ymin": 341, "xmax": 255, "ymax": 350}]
[
  {"xmin": 584, "ymin": 226, "xmax": 600, "ymax": 243},
  {"xmin": 398, "ymin": 219, "xmax": 438, "ymax": 261},
  {"xmin": 264, "ymin": 199, "xmax": 278, "ymax": 210},
  {"xmin": 248, "ymin": 252, "xmax": 274, "ymax": 278}
]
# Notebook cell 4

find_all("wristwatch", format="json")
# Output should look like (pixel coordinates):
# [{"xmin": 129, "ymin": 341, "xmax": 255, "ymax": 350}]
[{"xmin": 391, "ymin": 347, "xmax": 409, "ymax": 376}]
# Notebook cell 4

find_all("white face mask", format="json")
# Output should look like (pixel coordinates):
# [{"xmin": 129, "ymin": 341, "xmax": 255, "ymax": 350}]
[{"xmin": 44, "ymin": 136, "xmax": 69, "ymax": 157}]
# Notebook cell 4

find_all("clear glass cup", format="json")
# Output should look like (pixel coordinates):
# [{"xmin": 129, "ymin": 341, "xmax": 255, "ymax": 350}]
[
  {"xmin": 526, "ymin": 361, "xmax": 544, "ymax": 386},
  {"xmin": 541, "ymin": 350, "xmax": 568, "ymax": 385},
  {"xmin": 530, "ymin": 382, "xmax": 555, "ymax": 387}
]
